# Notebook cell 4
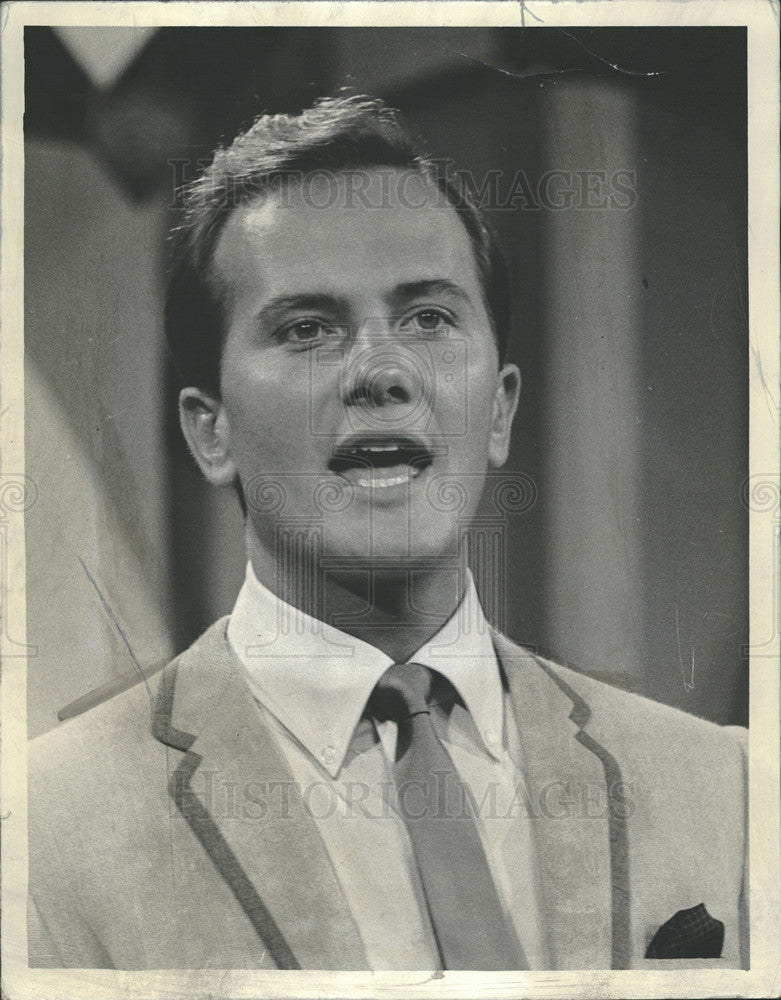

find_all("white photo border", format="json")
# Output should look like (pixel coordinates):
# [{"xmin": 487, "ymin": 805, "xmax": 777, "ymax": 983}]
[{"xmin": 2, "ymin": 3, "xmax": 778, "ymax": 998}]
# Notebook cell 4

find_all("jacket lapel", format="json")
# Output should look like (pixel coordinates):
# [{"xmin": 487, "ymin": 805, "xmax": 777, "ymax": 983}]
[
  {"xmin": 152, "ymin": 620, "xmax": 367, "ymax": 970},
  {"xmin": 493, "ymin": 632, "xmax": 631, "ymax": 970}
]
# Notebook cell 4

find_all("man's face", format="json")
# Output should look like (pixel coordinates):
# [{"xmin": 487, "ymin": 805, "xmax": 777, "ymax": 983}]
[{"xmin": 196, "ymin": 168, "xmax": 519, "ymax": 576}]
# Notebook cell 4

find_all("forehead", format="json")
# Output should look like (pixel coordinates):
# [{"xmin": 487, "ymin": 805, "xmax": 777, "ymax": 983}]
[{"xmin": 211, "ymin": 168, "xmax": 484, "ymax": 309}]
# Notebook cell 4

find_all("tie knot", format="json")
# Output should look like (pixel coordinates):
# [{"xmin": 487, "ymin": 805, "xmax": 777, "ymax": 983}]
[{"xmin": 372, "ymin": 662, "xmax": 433, "ymax": 721}]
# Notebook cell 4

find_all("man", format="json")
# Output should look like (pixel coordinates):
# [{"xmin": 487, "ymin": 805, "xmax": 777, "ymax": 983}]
[{"xmin": 28, "ymin": 95, "xmax": 747, "ymax": 971}]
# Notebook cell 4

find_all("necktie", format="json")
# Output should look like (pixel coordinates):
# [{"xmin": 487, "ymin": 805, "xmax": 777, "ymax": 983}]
[{"xmin": 370, "ymin": 662, "xmax": 527, "ymax": 970}]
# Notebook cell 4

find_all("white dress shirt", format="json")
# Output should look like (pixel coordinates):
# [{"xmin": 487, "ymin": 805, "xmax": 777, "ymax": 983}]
[{"xmin": 227, "ymin": 561, "xmax": 548, "ymax": 969}]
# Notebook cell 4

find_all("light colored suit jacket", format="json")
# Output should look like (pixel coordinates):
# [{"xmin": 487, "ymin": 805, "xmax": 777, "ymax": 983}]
[{"xmin": 28, "ymin": 619, "xmax": 748, "ymax": 970}]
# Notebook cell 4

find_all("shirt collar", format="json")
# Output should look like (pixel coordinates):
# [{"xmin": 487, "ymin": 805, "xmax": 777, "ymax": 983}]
[{"xmin": 227, "ymin": 562, "xmax": 503, "ymax": 777}]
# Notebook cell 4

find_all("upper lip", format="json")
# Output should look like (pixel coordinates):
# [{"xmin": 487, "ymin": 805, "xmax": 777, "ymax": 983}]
[{"xmin": 328, "ymin": 433, "xmax": 438, "ymax": 472}]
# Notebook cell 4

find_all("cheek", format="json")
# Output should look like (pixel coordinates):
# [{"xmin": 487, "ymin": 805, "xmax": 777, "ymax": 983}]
[
  {"xmin": 221, "ymin": 365, "xmax": 312, "ymax": 463},
  {"xmin": 434, "ymin": 353, "xmax": 497, "ymax": 444}
]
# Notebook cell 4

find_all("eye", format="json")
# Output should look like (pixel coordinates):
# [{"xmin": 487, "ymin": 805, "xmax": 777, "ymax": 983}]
[
  {"xmin": 403, "ymin": 308, "xmax": 454, "ymax": 337},
  {"xmin": 281, "ymin": 319, "xmax": 342, "ymax": 346}
]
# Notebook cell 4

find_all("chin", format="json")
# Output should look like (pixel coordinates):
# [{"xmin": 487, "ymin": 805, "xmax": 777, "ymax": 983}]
[{"xmin": 323, "ymin": 526, "xmax": 462, "ymax": 570}]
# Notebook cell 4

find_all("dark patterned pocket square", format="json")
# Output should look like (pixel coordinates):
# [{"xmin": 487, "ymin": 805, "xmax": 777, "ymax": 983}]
[{"xmin": 645, "ymin": 903, "xmax": 724, "ymax": 959}]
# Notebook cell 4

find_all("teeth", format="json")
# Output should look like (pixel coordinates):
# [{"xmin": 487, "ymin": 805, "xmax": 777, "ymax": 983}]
[
  {"xmin": 353, "ymin": 464, "xmax": 424, "ymax": 489},
  {"xmin": 355, "ymin": 472, "xmax": 412, "ymax": 489},
  {"xmin": 347, "ymin": 444, "xmax": 400, "ymax": 457}
]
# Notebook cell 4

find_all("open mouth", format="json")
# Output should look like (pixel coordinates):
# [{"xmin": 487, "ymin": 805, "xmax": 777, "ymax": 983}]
[{"xmin": 328, "ymin": 435, "xmax": 435, "ymax": 490}]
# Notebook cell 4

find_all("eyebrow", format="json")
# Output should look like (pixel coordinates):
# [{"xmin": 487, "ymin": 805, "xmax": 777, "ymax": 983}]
[
  {"xmin": 253, "ymin": 294, "xmax": 346, "ymax": 329},
  {"xmin": 388, "ymin": 279, "xmax": 472, "ymax": 309},
  {"xmin": 251, "ymin": 279, "xmax": 473, "ymax": 329}
]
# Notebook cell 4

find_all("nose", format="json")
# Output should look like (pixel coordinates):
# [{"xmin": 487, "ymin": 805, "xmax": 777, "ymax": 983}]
[
  {"xmin": 346, "ymin": 357, "xmax": 416, "ymax": 407},
  {"xmin": 341, "ymin": 324, "xmax": 425, "ymax": 410}
]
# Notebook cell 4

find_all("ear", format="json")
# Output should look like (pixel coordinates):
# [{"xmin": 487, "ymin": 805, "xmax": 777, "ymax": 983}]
[
  {"xmin": 487, "ymin": 364, "xmax": 521, "ymax": 468},
  {"xmin": 179, "ymin": 388, "xmax": 238, "ymax": 488}
]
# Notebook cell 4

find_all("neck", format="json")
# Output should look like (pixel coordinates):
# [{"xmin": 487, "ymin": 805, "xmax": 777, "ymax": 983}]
[{"xmin": 247, "ymin": 534, "xmax": 466, "ymax": 663}]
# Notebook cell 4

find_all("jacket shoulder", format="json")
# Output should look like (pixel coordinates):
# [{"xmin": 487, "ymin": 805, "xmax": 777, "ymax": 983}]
[
  {"xmin": 494, "ymin": 630, "xmax": 747, "ymax": 771},
  {"xmin": 544, "ymin": 652, "xmax": 746, "ymax": 753},
  {"xmin": 29, "ymin": 617, "xmax": 233, "ymax": 791}
]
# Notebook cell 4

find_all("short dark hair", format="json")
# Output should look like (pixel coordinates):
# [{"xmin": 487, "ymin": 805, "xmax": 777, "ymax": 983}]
[{"xmin": 165, "ymin": 94, "xmax": 511, "ymax": 396}]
